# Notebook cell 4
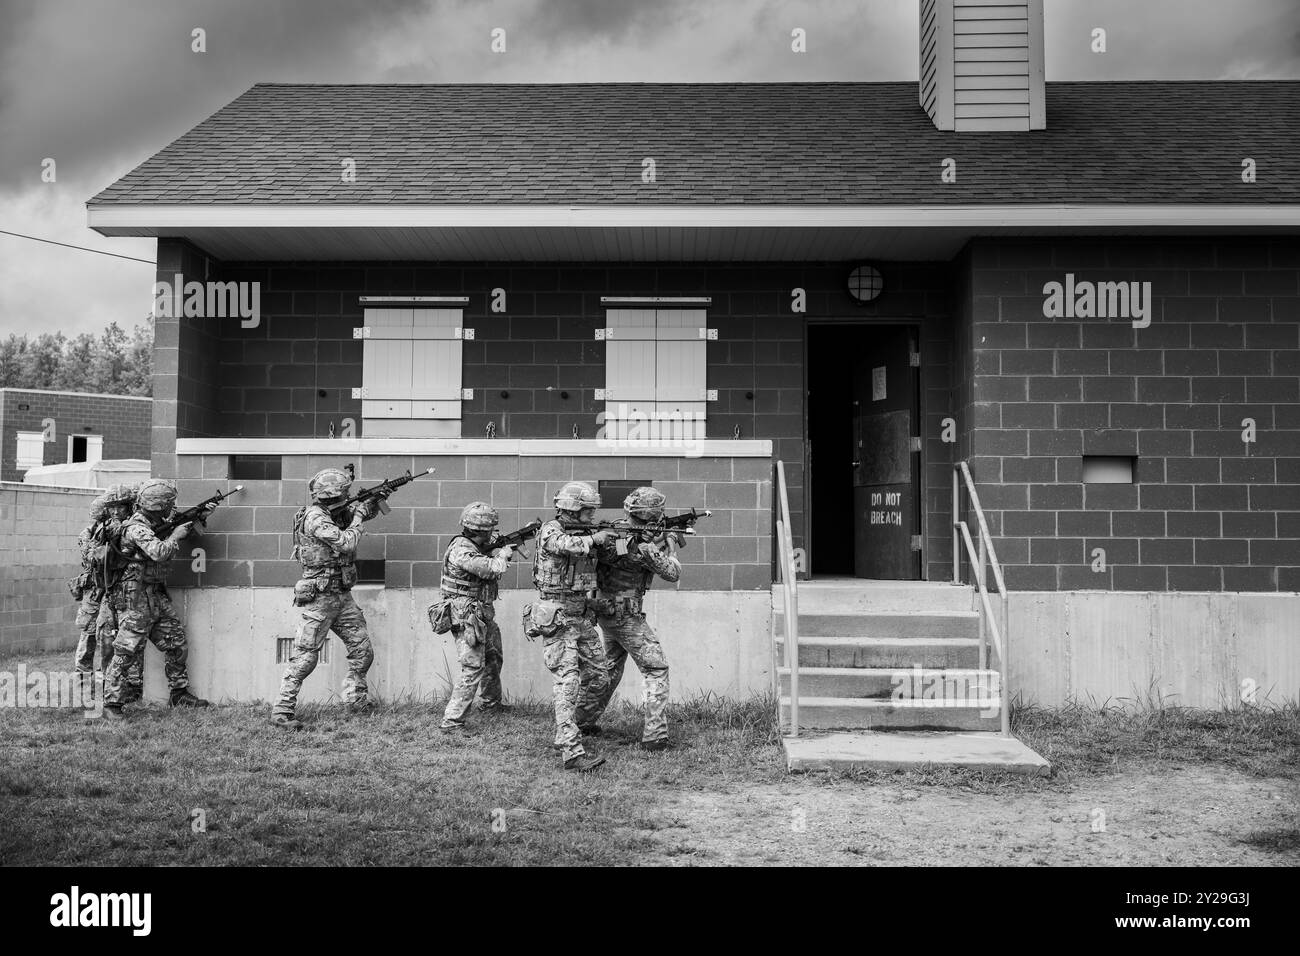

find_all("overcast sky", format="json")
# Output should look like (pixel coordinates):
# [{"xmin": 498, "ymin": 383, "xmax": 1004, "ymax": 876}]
[{"xmin": 1, "ymin": 0, "xmax": 1297, "ymax": 339}]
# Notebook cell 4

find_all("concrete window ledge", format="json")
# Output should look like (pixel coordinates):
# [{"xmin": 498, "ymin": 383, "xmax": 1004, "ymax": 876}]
[{"xmin": 175, "ymin": 438, "xmax": 773, "ymax": 458}]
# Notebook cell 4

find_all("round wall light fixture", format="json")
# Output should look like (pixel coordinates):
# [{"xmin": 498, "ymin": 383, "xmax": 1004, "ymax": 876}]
[{"xmin": 847, "ymin": 264, "xmax": 884, "ymax": 303}]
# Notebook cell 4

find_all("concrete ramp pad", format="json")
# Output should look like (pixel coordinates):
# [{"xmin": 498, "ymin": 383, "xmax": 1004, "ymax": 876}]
[{"xmin": 783, "ymin": 731, "xmax": 1051, "ymax": 776}]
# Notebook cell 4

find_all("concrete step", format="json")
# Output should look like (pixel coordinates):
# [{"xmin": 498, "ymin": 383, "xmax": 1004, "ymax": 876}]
[
  {"xmin": 773, "ymin": 581, "xmax": 975, "ymax": 614},
  {"xmin": 775, "ymin": 636, "xmax": 981, "ymax": 670},
  {"xmin": 779, "ymin": 697, "xmax": 1002, "ymax": 731},
  {"xmin": 774, "ymin": 610, "xmax": 979, "ymax": 640},
  {"xmin": 777, "ymin": 666, "xmax": 998, "ymax": 700},
  {"xmin": 782, "ymin": 731, "xmax": 1051, "ymax": 776}
]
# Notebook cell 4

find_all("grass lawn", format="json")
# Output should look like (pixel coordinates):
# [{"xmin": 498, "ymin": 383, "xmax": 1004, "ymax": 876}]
[{"xmin": 2, "ymin": 650, "xmax": 1297, "ymax": 866}]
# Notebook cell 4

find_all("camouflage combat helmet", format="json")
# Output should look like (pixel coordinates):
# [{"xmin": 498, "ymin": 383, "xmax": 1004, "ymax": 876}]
[
  {"xmin": 553, "ymin": 481, "xmax": 601, "ymax": 513},
  {"xmin": 104, "ymin": 483, "xmax": 138, "ymax": 506},
  {"xmin": 460, "ymin": 501, "xmax": 499, "ymax": 532},
  {"xmin": 624, "ymin": 486, "xmax": 666, "ymax": 522},
  {"xmin": 309, "ymin": 468, "xmax": 352, "ymax": 503},
  {"xmin": 136, "ymin": 479, "xmax": 178, "ymax": 512}
]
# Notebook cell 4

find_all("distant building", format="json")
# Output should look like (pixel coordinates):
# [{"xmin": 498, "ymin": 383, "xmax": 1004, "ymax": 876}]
[{"xmin": 0, "ymin": 388, "xmax": 152, "ymax": 484}]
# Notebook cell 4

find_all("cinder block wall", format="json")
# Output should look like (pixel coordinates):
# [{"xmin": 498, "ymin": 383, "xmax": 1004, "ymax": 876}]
[
  {"xmin": 0, "ymin": 390, "xmax": 152, "ymax": 483},
  {"xmin": 0, "ymin": 482, "xmax": 98, "ymax": 656},
  {"xmin": 162, "ymin": 244, "xmax": 960, "ymax": 580},
  {"xmin": 961, "ymin": 236, "xmax": 1300, "ymax": 591},
  {"xmin": 168, "ymin": 453, "xmax": 773, "ymax": 590}
]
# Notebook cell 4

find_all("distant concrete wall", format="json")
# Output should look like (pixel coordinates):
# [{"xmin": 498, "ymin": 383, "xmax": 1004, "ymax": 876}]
[
  {"xmin": 0, "ymin": 481, "xmax": 98, "ymax": 656},
  {"xmin": 1010, "ymin": 590, "xmax": 1300, "ymax": 708},
  {"xmin": 138, "ymin": 587, "xmax": 773, "ymax": 706}
]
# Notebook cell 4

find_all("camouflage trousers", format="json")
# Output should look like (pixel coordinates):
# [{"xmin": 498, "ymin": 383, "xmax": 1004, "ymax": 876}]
[
  {"xmin": 577, "ymin": 608, "xmax": 670, "ymax": 743},
  {"xmin": 77, "ymin": 591, "xmax": 143, "ymax": 702},
  {"xmin": 273, "ymin": 590, "xmax": 374, "ymax": 718},
  {"xmin": 104, "ymin": 584, "xmax": 191, "ymax": 706},
  {"xmin": 541, "ymin": 608, "xmax": 608, "ymax": 761},
  {"xmin": 441, "ymin": 599, "xmax": 503, "ymax": 727}
]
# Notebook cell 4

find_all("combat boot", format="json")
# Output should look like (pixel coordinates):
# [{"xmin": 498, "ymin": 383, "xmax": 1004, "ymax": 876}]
[
  {"xmin": 170, "ymin": 689, "xmax": 210, "ymax": 708},
  {"xmin": 639, "ymin": 739, "xmax": 669, "ymax": 752},
  {"xmin": 480, "ymin": 702, "xmax": 513, "ymax": 714},
  {"xmin": 270, "ymin": 714, "xmax": 304, "ymax": 731},
  {"xmin": 439, "ymin": 722, "xmax": 476, "ymax": 736},
  {"xmin": 347, "ymin": 699, "xmax": 377, "ymax": 716},
  {"xmin": 564, "ymin": 753, "xmax": 606, "ymax": 772},
  {"xmin": 579, "ymin": 724, "xmax": 602, "ymax": 737}
]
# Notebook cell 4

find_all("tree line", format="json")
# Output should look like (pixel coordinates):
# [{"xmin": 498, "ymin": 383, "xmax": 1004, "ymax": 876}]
[{"xmin": 0, "ymin": 317, "xmax": 152, "ymax": 396}]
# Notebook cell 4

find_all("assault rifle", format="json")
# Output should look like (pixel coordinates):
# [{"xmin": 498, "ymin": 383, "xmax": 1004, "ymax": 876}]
[
  {"xmin": 567, "ymin": 508, "xmax": 711, "ymax": 540},
  {"xmin": 326, "ymin": 467, "xmax": 436, "ymax": 520},
  {"xmin": 157, "ymin": 485, "xmax": 245, "ymax": 537},
  {"xmin": 491, "ymin": 518, "xmax": 543, "ymax": 550}
]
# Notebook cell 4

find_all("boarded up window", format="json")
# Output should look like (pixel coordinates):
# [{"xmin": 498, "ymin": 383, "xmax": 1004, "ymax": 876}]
[
  {"xmin": 603, "ymin": 309, "xmax": 707, "ymax": 441},
  {"xmin": 15, "ymin": 431, "xmax": 44, "ymax": 472},
  {"xmin": 360, "ymin": 307, "xmax": 463, "ymax": 437}
]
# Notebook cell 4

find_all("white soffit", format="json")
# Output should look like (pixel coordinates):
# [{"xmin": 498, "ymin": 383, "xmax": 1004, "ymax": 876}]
[{"xmin": 88, "ymin": 204, "xmax": 1300, "ymax": 262}]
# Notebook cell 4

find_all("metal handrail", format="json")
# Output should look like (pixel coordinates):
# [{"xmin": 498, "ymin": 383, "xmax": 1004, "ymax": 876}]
[
  {"xmin": 776, "ymin": 460, "xmax": 799, "ymax": 737},
  {"xmin": 952, "ymin": 460, "xmax": 1011, "ymax": 736}
]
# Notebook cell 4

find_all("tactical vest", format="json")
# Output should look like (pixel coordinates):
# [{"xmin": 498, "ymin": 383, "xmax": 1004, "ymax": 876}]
[
  {"xmin": 598, "ymin": 554, "xmax": 655, "ymax": 597},
  {"xmin": 440, "ymin": 536, "xmax": 497, "ymax": 602},
  {"xmin": 116, "ymin": 513, "xmax": 172, "ymax": 586},
  {"xmin": 291, "ymin": 505, "xmax": 354, "ymax": 577},
  {"xmin": 533, "ymin": 519, "xmax": 597, "ymax": 597}
]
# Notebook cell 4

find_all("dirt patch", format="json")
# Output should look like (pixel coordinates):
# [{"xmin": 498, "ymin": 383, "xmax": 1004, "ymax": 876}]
[{"xmin": 639, "ymin": 766, "xmax": 1300, "ymax": 865}]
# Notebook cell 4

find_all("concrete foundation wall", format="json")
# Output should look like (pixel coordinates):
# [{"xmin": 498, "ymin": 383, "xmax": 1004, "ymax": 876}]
[
  {"xmin": 1009, "ymin": 590, "xmax": 1300, "ymax": 707},
  {"xmin": 0, "ymin": 482, "xmax": 99, "ymax": 655},
  {"xmin": 136, "ymin": 587, "xmax": 773, "ymax": 707}
]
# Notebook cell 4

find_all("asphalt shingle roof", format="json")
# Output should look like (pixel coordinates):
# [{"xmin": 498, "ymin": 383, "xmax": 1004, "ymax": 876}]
[{"xmin": 89, "ymin": 81, "xmax": 1300, "ymax": 206}]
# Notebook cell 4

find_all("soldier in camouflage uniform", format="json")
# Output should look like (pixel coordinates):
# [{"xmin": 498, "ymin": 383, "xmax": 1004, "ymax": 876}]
[
  {"xmin": 72, "ymin": 484, "xmax": 144, "ymax": 701},
  {"xmin": 576, "ymin": 487, "xmax": 681, "ymax": 749},
  {"xmin": 439, "ymin": 502, "xmax": 516, "ymax": 733},
  {"xmin": 270, "ymin": 467, "xmax": 381, "ymax": 730},
  {"xmin": 102, "ymin": 479, "xmax": 210, "ymax": 718},
  {"xmin": 528, "ymin": 481, "xmax": 615, "ymax": 772}
]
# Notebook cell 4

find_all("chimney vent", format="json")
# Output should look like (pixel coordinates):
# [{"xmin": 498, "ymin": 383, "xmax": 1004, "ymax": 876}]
[{"xmin": 919, "ymin": 0, "xmax": 1045, "ymax": 131}]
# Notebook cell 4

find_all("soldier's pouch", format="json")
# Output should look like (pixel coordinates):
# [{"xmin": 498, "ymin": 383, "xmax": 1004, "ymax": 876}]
[
  {"xmin": 339, "ymin": 565, "xmax": 359, "ymax": 590},
  {"xmin": 523, "ymin": 600, "xmax": 563, "ymax": 640},
  {"xmin": 426, "ymin": 598, "xmax": 454, "ymax": 635},
  {"xmin": 293, "ymin": 579, "xmax": 321, "ymax": 607}
]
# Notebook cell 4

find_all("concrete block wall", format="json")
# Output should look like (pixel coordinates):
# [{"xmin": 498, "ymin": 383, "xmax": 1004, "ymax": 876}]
[
  {"xmin": 166, "ymin": 247, "xmax": 960, "ymax": 581},
  {"xmin": 0, "ymin": 389, "xmax": 152, "ymax": 483},
  {"xmin": 961, "ymin": 236, "xmax": 1300, "ymax": 591},
  {"xmin": 0, "ymin": 482, "xmax": 99, "ymax": 656},
  {"xmin": 166, "ymin": 452, "xmax": 773, "ymax": 591},
  {"xmin": 138, "ymin": 586, "xmax": 774, "ymax": 706},
  {"xmin": 153, "ymin": 239, "xmax": 223, "ymax": 478}
]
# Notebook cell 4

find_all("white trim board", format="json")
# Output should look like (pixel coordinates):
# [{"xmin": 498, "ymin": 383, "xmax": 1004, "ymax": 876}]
[
  {"xmin": 175, "ymin": 438, "xmax": 773, "ymax": 458},
  {"xmin": 88, "ymin": 203, "xmax": 1300, "ymax": 231}
]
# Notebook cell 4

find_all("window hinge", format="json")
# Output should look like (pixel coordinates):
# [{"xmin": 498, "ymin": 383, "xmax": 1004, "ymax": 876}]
[
  {"xmin": 699, "ymin": 328, "xmax": 718, "ymax": 340},
  {"xmin": 910, "ymin": 535, "xmax": 923, "ymax": 551},
  {"xmin": 594, "ymin": 389, "xmax": 607, "ymax": 400},
  {"xmin": 352, "ymin": 327, "xmax": 371, "ymax": 338},
  {"xmin": 705, "ymin": 389, "xmax": 718, "ymax": 401},
  {"xmin": 910, "ymin": 436, "xmax": 922, "ymax": 453},
  {"xmin": 461, "ymin": 388, "xmax": 474, "ymax": 400},
  {"xmin": 352, "ymin": 387, "xmax": 366, "ymax": 399},
  {"xmin": 595, "ymin": 328, "xmax": 613, "ymax": 340},
  {"xmin": 454, "ymin": 328, "xmax": 475, "ymax": 340},
  {"xmin": 909, "ymin": 351, "xmax": 921, "ymax": 367}
]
